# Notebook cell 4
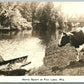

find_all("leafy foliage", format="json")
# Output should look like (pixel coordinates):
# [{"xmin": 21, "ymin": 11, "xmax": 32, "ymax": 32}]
[{"xmin": 0, "ymin": 2, "xmax": 64, "ymax": 33}]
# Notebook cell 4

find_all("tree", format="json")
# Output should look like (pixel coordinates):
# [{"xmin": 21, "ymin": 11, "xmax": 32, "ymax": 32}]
[
  {"xmin": 19, "ymin": 2, "xmax": 32, "ymax": 22},
  {"xmin": 30, "ymin": 2, "xmax": 40, "ymax": 23},
  {"xmin": 0, "ymin": 2, "xmax": 32, "ymax": 30}
]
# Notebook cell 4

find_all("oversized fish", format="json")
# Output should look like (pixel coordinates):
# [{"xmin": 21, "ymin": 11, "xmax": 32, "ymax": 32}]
[{"xmin": 0, "ymin": 55, "xmax": 31, "ymax": 71}]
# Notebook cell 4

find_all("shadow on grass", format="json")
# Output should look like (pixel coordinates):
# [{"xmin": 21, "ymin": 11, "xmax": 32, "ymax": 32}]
[{"xmin": 52, "ymin": 59, "xmax": 84, "ymax": 72}]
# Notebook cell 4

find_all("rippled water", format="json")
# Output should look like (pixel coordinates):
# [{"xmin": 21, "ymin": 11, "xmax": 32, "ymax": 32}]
[{"xmin": 0, "ymin": 30, "xmax": 46, "ymax": 70}]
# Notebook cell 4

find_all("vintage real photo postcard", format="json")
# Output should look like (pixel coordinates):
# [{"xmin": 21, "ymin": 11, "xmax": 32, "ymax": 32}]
[{"xmin": 0, "ymin": 1, "xmax": 84, "ymax": 82}]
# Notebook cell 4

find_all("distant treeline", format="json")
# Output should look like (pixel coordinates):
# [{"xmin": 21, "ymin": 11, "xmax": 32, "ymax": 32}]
[
  {"xmin": 0, "ymin": 2, "xmax": 65, "ymax": 29},
  {"xmin": 0, "ymin": 2, "xmax": 72, "ymax": 43}
]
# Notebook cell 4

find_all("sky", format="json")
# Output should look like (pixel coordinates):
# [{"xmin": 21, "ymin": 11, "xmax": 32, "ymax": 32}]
[{"xmin": 54, "ymin": 2, "xmax": 84, "ymax": 18}]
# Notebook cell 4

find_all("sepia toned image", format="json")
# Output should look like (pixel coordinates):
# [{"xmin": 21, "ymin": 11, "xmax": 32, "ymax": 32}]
[{"xmin": 0, "ymin": 1, "xmax": 84, "ymax": 76}]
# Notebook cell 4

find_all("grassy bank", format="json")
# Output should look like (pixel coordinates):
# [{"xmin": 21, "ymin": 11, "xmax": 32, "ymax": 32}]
[{"xmin": 28, "ymin": 40, "xmax": 84, "ymax": 76}]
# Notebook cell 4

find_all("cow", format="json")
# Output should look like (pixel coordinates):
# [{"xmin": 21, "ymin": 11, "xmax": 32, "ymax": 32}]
[{"xmin": 58, "ymin": 27, "xmax": 84, "ymax": 61}]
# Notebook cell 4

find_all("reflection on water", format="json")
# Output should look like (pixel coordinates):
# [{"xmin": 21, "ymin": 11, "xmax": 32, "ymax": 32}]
[
  {"xmin": 0, "ymin": 30, "xmax": 46, "ymax": 70},
  {"xmin": 0, "ymin": 30, "xmax": 32, "ymax": 39}
]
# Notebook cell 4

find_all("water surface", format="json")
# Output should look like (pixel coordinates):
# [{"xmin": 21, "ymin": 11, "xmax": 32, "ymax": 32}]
[{"xmin": 0, "ymin": 30, "xmax": 45, "ymax": 70}]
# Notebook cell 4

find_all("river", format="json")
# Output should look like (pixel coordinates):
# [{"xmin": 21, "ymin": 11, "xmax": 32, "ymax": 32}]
[{"xmin": 0, "ymin": 30, "xmax": 46, "ymax": 70}]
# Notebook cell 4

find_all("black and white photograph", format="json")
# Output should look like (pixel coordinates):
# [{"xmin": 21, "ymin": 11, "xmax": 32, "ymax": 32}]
[{"xmin": 0, "ymin": 1, "xmax": 84, "ymax": 77}]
